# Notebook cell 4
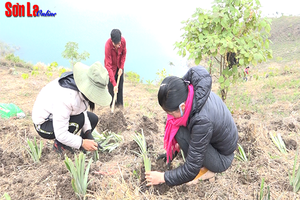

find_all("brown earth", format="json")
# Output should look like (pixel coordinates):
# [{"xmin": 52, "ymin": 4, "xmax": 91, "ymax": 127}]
[{"xmin": 0, "ymin": 63, "xmax": 300, "ymax": 199}]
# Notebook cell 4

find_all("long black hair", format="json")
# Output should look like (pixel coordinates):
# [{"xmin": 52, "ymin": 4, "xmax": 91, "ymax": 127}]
[
  {"xmin": 81, "ymin": 93, "xmax": 95, "ymax": 111},
  {"xmin": 158, "ymin": 76, "xmax": 189, "ymax": 112}
]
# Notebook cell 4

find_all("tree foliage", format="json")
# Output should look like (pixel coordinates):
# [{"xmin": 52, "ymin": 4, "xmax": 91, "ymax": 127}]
[
  {"xmin": 62, "ymin": 42, "xmax": 90, "ymax": 68},
  {"xmin": 175, "ymin": 0, "xmax": 272, "ymax": 101},
  {"xmin": 0, "ymin": 40, "xmax": 19, "ymax": 58},
  {"xmin": 5, "ymin": 53, "xmax": 25, "ymax": 64}
]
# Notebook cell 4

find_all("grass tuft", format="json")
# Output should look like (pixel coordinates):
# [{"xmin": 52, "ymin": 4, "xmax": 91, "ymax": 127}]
[
  {"xmin": 64, "ymin": 152, "xmax": 93, "ymax": 200},
  {"xmin": 26, "ymin": 136, "xmax": 43, "ymax": 163}
]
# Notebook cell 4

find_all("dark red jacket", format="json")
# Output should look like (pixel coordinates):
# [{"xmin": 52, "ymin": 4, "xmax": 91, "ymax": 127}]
[{"xmin": 104, "ymin": 37, "xmax": 127, "ymax": 86}]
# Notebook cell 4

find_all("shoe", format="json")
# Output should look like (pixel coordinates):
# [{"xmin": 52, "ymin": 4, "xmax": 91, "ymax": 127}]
[
  {"xmin": 53, "ymin": 139, "xmax": 74, "ymax": 154},
  {"xmin": 187, "ymin": 167, "xmax": 215, "ymax": 185}
]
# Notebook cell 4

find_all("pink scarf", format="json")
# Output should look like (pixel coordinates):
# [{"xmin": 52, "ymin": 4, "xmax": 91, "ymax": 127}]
[{"xmin": 164, "ymin": 84, "xmax": 194, "ymax": 163}]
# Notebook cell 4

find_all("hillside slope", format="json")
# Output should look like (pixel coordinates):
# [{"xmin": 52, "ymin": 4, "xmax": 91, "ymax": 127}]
[
  {"xmin": 269, "ymin": 16, "xmax": 300, "ymax": 63},
  {"xmin": 0, "ymin": 59, "xmax": 299, "ymax": 199}
]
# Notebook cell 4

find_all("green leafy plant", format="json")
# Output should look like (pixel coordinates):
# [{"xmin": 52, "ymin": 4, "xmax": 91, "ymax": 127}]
[
  {"xmin": 47, "ymin": 62, "xmax": 58, "ymax": 72},
  {"xmin": 92, "ymin": 130, "xmax": 123, "ymax": 161},
  {"xmin": 132, "ymin": 129, "xmax": 151, "ymax": 172},
  {"xmin": 1, "ymin": 193, "xmax": 11, "ymax": 200},
  {"xmin": 92, "ymin": 130, "xmax": 123, "ymax": 153},
  {"xmin": 21, "ymin": 73, "xmax": 29, "ymax": 80},
  {"xmin": 31, "ymin": 70, "xmax": 39, "ymax": 76},
  {"xmin": 257, "ymin": 178, "xmax": 270, "ymax": 200},
  {"xmin": 50, "ymin": 61, "xmax": 58, "ymax": 68},
  {"xmin": 59, "ymin": 68, "xmax": 67, "ymax": 77},
  {"xmin": 62, "ymin": 41, "xmax": 90, "ymax": 68},
  {"xmin": 46, "ymin": 72, "xmax": 53, "ymax": 78},
  {"xmin": 133, "ymin": 169, "xmax": 140, "ymax": 179},
  {"xmin": 235, "ymin": 143, "xmax": 248, "ymax": 162},
  {"xmin": 145, "ymin": 79, "xmax": 153, "ymax": 85},
  {"xmin": 289, "ymin": 149, "xmax": 300, "ymax": 193},
  {"xmin": 155, "ymin": 68, "xmax": 169, "ymax": 85},
  {"xmin": 124, "ymin": 101, "xmax": 129, "ymax": 108},
  {"xmin": 175, "ymin": 0, "xmax": 272, "ymax": 101},
  {"xmin": 5, "ymin": 53, "xmax": 25, "ymax": 64},
  {"xmin": 47, "ymin": 66, "xmax": 53, "ymax": 72},
  {"xmin": 269, "ymin": 132, "xmax": 287, "ymax": 154},
  {"xmin": 26, "ymin": 137, "xmax": 43, "ymax": 163},
  {"xmin": 126, "ymin": 71, "xmax": 140, "ymax": 85},
  {"xmin": 31, "ymin": 66, "xmax": 39, "ymax": 76},
  {"xmin": 64, "ymin": 152, "xmax": 92, "ymax": 199}
]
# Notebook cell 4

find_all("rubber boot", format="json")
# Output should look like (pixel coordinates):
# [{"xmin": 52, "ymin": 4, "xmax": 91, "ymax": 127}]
[{"xmin": 187, "ymin": 167, "xmax": 215, "ymax": 185}]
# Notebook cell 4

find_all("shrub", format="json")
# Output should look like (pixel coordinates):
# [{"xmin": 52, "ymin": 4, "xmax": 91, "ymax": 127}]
[
  {"xmin": 59, "ymin": 68, "xmax": 67, "ymax": 77},
  {"xmin": 50, "ymin": 61, "xmax": 58, "ymax": 68},
  {"xmin": 21, "ymin": 73, "xmax": 29, "ymax": 80},
  {"xmin": 126, "ymin": 71, "xmax": 140, "ymax": 85},
  {"xmin": 155, "ymin": 68, "xmax": 169, "ymax": 85},
  {"xmin": 5, "ymin": 53, "xmax": 25, "ymax": 63}
]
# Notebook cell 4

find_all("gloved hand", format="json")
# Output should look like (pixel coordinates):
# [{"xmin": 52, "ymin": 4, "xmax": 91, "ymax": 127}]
[
  {"xmin": 157, "ymin": 151, "xmax": 178, "ymax": 169},
  {"xmin": 81, "ymin": 130, "xmax": 95, "ymax": 140}
]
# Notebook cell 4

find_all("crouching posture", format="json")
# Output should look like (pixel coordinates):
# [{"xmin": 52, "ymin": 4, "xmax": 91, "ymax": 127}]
[
  {"xmin": 32, "ymin": 62, "xmax": 111, "ymax": 154},
  {"xmin": 146, "ymin": 66, "xmax": 238, "ymax": 186}
]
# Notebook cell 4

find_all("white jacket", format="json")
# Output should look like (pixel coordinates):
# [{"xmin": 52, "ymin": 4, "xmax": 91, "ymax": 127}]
[{"xmin": 32, "ymin": 78, "xmax": 91, "ymax": 149}]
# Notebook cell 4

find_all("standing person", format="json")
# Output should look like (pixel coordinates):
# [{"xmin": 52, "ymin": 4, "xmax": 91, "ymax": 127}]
[
  {"xmin": 32, "ymin": 62, "xmax": 112, "ymax": 154},
  {"xmin": 104, "ymin": 29, "xmax": 127, "ymax": 108},
  {"xmin": 145, "ymin": 66, "xmax": 238, "ymax": 186},
  {"xmin": 244, "ymin": 66, "xmax": 250, "ymax": 81}
]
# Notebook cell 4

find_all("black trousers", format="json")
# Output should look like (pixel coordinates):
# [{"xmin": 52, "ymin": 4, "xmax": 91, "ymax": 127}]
[
  {"xmin": 34, "ymin": 112, "xmax": 98, "ymax": 140},
  {"xmin": 175, "ymin": 126, "xmax": 234, "ymax": 173},
  {"xmin": 108, "ymin": 68, "xmax": 124, "ymax": 107}
]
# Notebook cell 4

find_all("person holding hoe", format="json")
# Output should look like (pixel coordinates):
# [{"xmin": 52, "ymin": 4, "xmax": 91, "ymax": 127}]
[
  {"xmin": 145, "ymin": 65, "xmax": 238, "ymax": 186},
  {"xmin": 32, "ymin": 62, "xmax": 112, "ymax": 154},
  {"xmin": 104, "ymin": 29, "xmax": 127, "ymax": 108}
]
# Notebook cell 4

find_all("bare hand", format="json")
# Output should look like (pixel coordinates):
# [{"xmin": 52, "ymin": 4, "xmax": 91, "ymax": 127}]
[
  {"xmin": 145, "ymin": 171, "xmax": 165, "ymax": 186},
  {"xmin": 118, "ymin": 68, "xmax": 123, "ymax": 76},
  {"xmin": 114, "ymin": 86, "xmax": 118, "ymax": 94},
  {"xmin": 82, "ymin": 139, "xmax": 98, "ymax": 151},
  {"xmin": 175, "ymin": 143, "xmax": 180, "ymax": 151}
]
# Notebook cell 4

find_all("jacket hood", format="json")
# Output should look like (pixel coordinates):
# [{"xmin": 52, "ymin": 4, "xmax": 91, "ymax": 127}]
[
  {"xmin": 182, "ymin": 66, "xmax": 212, "ymax": 116},
  {"xmin": 58, "ymin": 71, "xmax": 79, "ymax": 92}
]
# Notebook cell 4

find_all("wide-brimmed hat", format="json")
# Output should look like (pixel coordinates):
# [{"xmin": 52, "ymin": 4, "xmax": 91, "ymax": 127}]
[{"xmin": 73, "ymin": 61, "xmax": 111, "ymax": 106}]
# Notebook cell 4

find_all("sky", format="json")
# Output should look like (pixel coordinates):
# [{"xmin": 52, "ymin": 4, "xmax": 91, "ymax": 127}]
[{"xmin": 1, "ymin": 0, "xmax": 299, "ymax": 80}]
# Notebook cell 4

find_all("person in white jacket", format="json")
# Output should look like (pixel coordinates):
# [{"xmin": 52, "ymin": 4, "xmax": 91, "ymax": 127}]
[{"xmin": 32, "ymin": 61, "xmax": 112, "ymax": 153}]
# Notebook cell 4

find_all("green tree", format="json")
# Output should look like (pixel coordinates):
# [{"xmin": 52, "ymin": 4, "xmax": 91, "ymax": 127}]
[
  {"xmin": 0, "ymin": 40, "xmax": 19, "ymax": 58},
  {"xmin": 175, "ymin": 0, "xmax": 272, "ymax": 101},
  {"xmin": 62, "ymin": 42, "xmax": 90, "ymax": 68}
]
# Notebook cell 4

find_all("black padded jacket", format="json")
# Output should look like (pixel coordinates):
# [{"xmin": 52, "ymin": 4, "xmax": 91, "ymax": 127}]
[{"xmin": 164, "ymin": 66, "xmax": 238, "ymax": 186}]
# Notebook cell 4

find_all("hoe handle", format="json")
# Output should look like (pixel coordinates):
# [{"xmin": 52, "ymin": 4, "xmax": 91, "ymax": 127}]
[{"xmin": 111, "ymin": 74, "xmax": 121, "ymax": 113}]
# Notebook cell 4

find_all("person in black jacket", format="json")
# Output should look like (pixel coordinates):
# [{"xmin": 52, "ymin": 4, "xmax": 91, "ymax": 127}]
[{"xmin": 145, "ymin": 65, "xmax": 238, "ymax": 186}]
